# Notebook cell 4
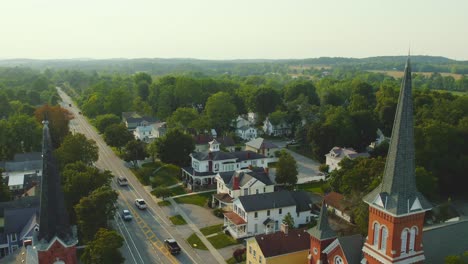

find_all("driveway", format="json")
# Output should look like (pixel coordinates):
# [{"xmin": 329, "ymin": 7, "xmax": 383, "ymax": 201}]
[
  {"xmin": 270, "ymin": 140, "xmax": 324, "ymax": 184},
  {"xmin": 176, "ymin": 204, "xmax": 223, "ymax": 229}
]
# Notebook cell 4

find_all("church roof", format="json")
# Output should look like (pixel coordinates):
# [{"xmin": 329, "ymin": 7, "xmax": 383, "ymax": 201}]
[
  {"xmin": 363, "ymin": 58, "xmax": 431, "ymax": 216},
  {"xmin": 37, "ymin": 119, "xmax": 74, "ymax": 244},
  {"xmin": 308, "ymin": 203, "xmax": 337, "ymax": 240}
]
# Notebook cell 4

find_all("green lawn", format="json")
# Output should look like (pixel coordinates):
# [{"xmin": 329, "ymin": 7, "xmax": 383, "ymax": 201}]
[
  {"xmin": 174, "ymin": 192, "xmax": 214, "ymax": 207},
  {"xmin": 186, "ymin": 233, "xmax": 208, "ymax": 250},
  {"xmin": 157, "ymin": 200, "xmax": 171, "ymax": 207},
  {"xmin": 200, "ymin": 224, "xmax": 224, "ymax": 236},
  {"xmin": 297, "ymin": 181, "xmax": 324, "ymax": 194},
  {"xmin": 207, "ymin": 233, "xmax": 240, "ymax": 249},
  {"xmin": 132, "ymin": 162, "xmax": 181, "ymax": 187},
  {"xmin": 151, "ymin": 186, "xmax": 187, "ymax": 198},
  {"xmin": 169, "ymin": 215, "xmax": 187, "ymax": 225}
]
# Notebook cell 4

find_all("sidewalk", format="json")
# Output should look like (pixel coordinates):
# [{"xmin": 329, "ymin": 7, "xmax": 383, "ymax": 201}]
[{"xmin": 168, "ymin": 197, "xmax": 227, "ymax": 264}]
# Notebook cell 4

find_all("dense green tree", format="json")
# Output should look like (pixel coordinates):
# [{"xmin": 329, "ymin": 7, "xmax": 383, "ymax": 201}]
[
  {"xmin": 123, "ymin": 140, "xmax": 148, "ymax": 167},
  {"xmin": 282, "ymin": 212, "xmax": 295, "ymax": 228},
  {"xmin": 0, "ymin": 168, "xmax": 11, "ymax": 202},
  {"xmin": 75, "ymin": 186, "xmax": 118, "ymax": 242},
  {"xmin": 250, "ymin": 88, "xmax": 281, "ymax": 117},
  {"xmin": 62, "ymin": 162, "xmax": 113, "ymax": 222},
  {"xmin": 103, "ymin": 124, "xmax": 134, "ymax": 152},
  {"xmin": 104, "ymin": 88, "xmax": 132, "ymax": 116},
  {"xmin": 205, "ymin": 92, "xmax": 237, "ymax": 132},
  {"xmin": 0, "ymin": 91, "xmax": 12, "ymax": 118},
  {"xmin": 275, "ymin": 150, "xmax": 298, "ymax": 187},
  {"xmin": 0, "ymin": 120, "xmax": 16, "ymax": 160},
  {"xmin": 55, "ymin": 133, "xmax": 99, "ymax": 167},
  {"xmin": 81, "ymin": 228, "xmax": 124, "ymax": 264},
  {"xmin": 154, "ymin": 129, "xmax": 194, "ymax": 166},
  {"xmin": 152, "ymin": 187, "xmax": 171, "ymax": 200},
  {"xmin": 34, "ymin": 104, "xmax": 72, "ymax": 148},
  {"xmin": 284, "ymin": 81, "xmax": 320, "ymax": 105},
  {"xmin": 94, "ymin": 114, "xmax": 121, "ymax": 133},
  {"xmin": 166, "ymin": 107, "xmax": 200, "ymax": 131},
  {"xmin": 8, "ymin": 114, "xmax": 42, "ymax": 152},
  {"xmin": 82, "ymin": 93, "xmax": 105, "ymax": 117}
]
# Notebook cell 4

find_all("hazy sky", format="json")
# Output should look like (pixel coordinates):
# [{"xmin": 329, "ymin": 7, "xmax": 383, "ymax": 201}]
[{"xmin": 1, "ymin": 0, "xmax": 467, "ymax": 60}]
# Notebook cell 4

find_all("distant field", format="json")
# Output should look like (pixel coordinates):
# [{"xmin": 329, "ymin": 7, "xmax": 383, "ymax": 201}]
[{"xmin": 368, "ymin": 70, "xmax": 463, "ymax": 80}]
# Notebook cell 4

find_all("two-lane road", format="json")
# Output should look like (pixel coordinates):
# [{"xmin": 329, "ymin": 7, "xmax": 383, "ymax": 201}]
[{"xmin": 57, "ymin": 87, "xmax": 217, "ymax": 264}]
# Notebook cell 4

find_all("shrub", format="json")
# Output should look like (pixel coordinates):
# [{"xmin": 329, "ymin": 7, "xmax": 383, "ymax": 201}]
[{"xmin": 213, "ymin": 208, "xmax": 225, "ymax": 218}]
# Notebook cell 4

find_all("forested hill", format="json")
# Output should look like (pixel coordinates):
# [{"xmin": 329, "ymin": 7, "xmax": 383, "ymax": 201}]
[{"xmin": 1, "ymin": 55, "xmax": 467, "ymax": 75}]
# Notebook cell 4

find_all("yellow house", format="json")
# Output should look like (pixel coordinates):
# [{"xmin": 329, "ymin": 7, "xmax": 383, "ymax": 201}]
[{"xmin": 246, "ymin": 225, "xmax": 309, "ymax": 264}]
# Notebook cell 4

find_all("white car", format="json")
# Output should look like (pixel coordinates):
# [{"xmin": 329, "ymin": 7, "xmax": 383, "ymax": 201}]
[
  {"xmin": 121, "ymin": 209, "xmax": 133, "ymax": 221},
  {"xmin": 135, "ymin": 199, "xmax": 147, "ymax": 210}
]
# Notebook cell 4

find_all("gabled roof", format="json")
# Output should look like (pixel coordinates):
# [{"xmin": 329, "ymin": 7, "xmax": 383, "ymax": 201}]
[
  {"xmin": 423, "ymin": 218, "xmax": 468, "ymax": 264},
  {"xmin": 12, "ymin": 152, "xmax": 42, "ymax": 163},
  {"xmin": 363, "ymin": 58, "xmax": 431, "ymax": 216},
  {"xmin": 238, "ymin": 191, "xmax": 311, "ymax": 212},
  {"xmin": 246, "ymin": 137, "xmax": 278, "ymax": 150},
  {"xmin": 308, "ymin": 203, "xmax": 336, "ymax": 240},
  {"xmin": 126, "ymin": 116, "xmax": 158, "ymax": 124},
  {"xmin": 193, "ymin": 134, "xmax": 213, "ymax": 145},
  {"xmin": 337, "ymin": 234, "xmax": 364, "ymax": 264},
  {"xmin": 191, "ymin": 150, "xmax": 265, "ymax": 162},
  {"xmin": 219, "ymin": 168, "xmax": 273, "ymax": 189},
  {"xmin": 216, "ymin": 136, "xmax": 235, "ymax": 147},
  {"xmin": 19, "ymin": 212, "xmax": 39, "ymax": 240},
  {"xmin": 254, "ymin": 228, "xmax": 310, "ymax": 258},
  {"xmin": 328, "ymin": 147, "xmax": 369, "ymax": 159},
  {"xmin": 4, "ymin": 207, "xmax": 39, "ymax": 234},
  {"xmin": 324, "ymin": 192, "xmax": 349, "ymax": 212}
]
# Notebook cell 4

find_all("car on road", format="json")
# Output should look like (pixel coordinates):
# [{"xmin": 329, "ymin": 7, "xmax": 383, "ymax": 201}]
[
  {"xmin": 121, "ymin": 209, "xmax": 132, "ymax": 221},
  {"xmin": 286, "ymin": 139, "xmax": 297, "ymax": 145},
  {"xmin": 135, "ymin": 199, "xmax": 147, "ymax": 210},
  {"xmin": 78, "ymin": 111, "xmax": 82, "ymax": 115},
  {"xmin": 69, "ymin": 103, "xmax": 72, "ymax": 107},
  {"xmin": 117, "ymin": 176, "xmax": 129, "ymax": 186},
  {"xmin": 164, "ymin": 238, "xmax": 181, "ymax": 255}
]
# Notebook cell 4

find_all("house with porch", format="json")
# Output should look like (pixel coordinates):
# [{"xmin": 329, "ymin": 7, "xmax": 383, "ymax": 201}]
[
  {"xmin": 212, "ymin": 167, "xmax": 274, "ymax": 209},
  {"xmin": 223, "ymin": 190, "xmax": 316, "ymax": 239},
  {"xmin": 181, "ymin": 139, "xmax": 269, "ymax": 191},
  {"xmin": 263, "ymin": 117, "xmax": 292, "ymax": 137},
  {"xmin": 193, "ymin": 135, "xmax": 236, "ymax": 152},
  {"xmin": 325, "ymin": 147, "xmax": 369, "ymax": 172},
  {"xmin": 236, "ymin": 126, "xmax": 258, "ymax": 141}
]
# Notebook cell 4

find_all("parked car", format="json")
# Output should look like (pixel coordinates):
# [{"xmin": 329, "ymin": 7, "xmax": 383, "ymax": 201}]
[
  {"xmin": 135, "ymin": 199, "xmax": 147, "ymax": 210},
  {"xmin": 164, "ymin": 238, "xmax": 181, "ymax": 255},
  {"xmin": 117, "ymin": 176, "xmax": 129, "ymax": 186},
  {"xmin": 121, "ymin": 209, "xmax": 132, "ymax": 221},
  {"xmin": 286, "ymin": 139, "xmax": 297, "ymax": 145},
  {"xmin": 68, "ymin": 103, "xmax": 72, "ymax": 107}
]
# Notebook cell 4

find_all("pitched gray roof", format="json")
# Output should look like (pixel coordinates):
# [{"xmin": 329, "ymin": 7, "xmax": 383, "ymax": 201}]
[
  {"xmin": 423, "ymin": 218, "xmax": 468, "ymax": 264},
  {"xmin": 246, "ymin": 137, "xmax": 278, "ymax": 150},
  {"xmin": 4, "ymin": 207, "xmax": 39, "ymax": 234},
  {"xmin": 191, "ymin": 150, "xmax": 265, "ymax": 162},
  {"xmin": 363, "ymin": 58, "xmax": 431, "ymax": 216},
  {"xmin": 239, "ymin": 191, "xmax": 311, "ymax": 212},
  {"xmin": 308, "ymin": 203, "xmax": 337, "ymax": 240},
  {"xmin": 221, "ymin": 168, "xmax": 273, "ymax": 189},
  {"xmin": 337, "ymin": 234, "xmax": 364, "ymax": 264}
]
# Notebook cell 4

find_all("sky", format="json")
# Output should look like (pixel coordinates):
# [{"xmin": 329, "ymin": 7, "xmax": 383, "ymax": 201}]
[{"xmin": 1, "ymin": 0, "xmax": 467, "ymax": 60}]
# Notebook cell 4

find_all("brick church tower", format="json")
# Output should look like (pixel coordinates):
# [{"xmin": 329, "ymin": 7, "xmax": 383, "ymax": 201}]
[
  {"xmin": 362, "ymin": 58, "xmax": 432, "ymax": 264},
  {"xmin": 34, "ymin": 118, "xmax": 78, "ymax": 264},
  {"xmin": 308, "ymin": 203, "xmax": 337, "ymax": 264}
]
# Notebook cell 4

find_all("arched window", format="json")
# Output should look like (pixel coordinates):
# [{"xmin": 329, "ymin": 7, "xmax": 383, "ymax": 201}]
[
  {"xmin": 334, "ymin": 255, "xmax": 344, "ymax": 264},
  {"xmin": 401, "ymin": 229, "xmax": 408, "ymax": 254},
  {"xmin": 381, "ymin": 226, "xmax": 388, "ymax": 251},
  {"xmin": 409, "ymin": 227, "xmax": 417, "ymax": 251},
  {"xmin": 373, "ymin": 222, "xmax": 380, "ymax": 246}
]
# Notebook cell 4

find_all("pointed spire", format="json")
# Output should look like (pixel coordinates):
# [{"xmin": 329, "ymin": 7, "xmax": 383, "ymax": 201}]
[
  {"xmin": 308, "ymin": 202, "xmax": 336, "ymax": 240},
  {"xmin": 38, "ymin": 118, "xmax": 73, "ymax": 243},
  {"xmin": 363, "ymin": 57, "xmax": 431, "ymax": 216}
]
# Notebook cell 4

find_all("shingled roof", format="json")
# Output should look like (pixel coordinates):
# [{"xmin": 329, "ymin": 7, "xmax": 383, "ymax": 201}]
[
  {"xmin": 254, "ymin": 228, "xmax": 310, "ymax": 258},
  {"xmin": 308, "ymin": 203, "xmax": 337, "ymax": 240},
  {"xmin": 363, "ymin": 58, "xmax": 431, "ymax": 216}
]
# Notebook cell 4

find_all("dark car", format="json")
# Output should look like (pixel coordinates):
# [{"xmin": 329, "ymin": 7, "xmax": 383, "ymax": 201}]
[
  {"xmin": 69, "ymin": 103, "xmax": 72, "ymax": 107},
  {"xmin": 164, "ymin": 238, "xmax": 181, "ymax": 255}
]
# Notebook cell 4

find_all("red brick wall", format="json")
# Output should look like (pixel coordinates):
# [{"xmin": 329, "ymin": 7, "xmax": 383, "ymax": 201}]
[
  {"xmin": 365, "ymin": 206, "xmax": 425, "ymax": 262},
  {"xmin": 37, "ymin": 240, "xmax": 77, "ymax": 264},
  {"xmin": 326, "ymin": 245, "xmax": 348, "ymax": 264},
  {"xmin": 309, "ymin": 236, "xmax": 335, "ymax": 264}
]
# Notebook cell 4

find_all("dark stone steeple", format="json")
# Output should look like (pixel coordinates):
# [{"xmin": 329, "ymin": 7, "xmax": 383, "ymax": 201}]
[
  {"xmin": 38, "ymin": 118, "xmax": 73, "ymax": 243},
  {"xmin": 363, "ymin": 57, "xmax": 431, "ymax": 216}
]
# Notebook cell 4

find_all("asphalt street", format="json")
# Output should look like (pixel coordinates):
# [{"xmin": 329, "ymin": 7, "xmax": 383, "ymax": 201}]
[{"xmin": 57, "ymin": 87, "xmax": 218, "ymax": 264}]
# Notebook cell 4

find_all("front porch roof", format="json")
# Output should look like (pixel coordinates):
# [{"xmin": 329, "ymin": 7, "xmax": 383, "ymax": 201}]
[
  {"xmin": 213, "ymin": 193, "xmax": 234, "ymax": 203},
  {"xmin": 263, "ymin": 217, "xmax": 275, "ymax": 225},
  {"xmin": 224, "ymin": 211, "xmax": 247, "ymax": 225},
  {"xmin": 182, "ymin": 167, "xmax": 216, "ymax": 177}
]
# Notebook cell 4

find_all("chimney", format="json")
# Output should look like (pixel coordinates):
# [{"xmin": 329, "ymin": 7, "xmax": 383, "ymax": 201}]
[
  {"xmin": 281, "ymin": 223, "xmax": 289, "ymax": 235},
  {"xmin": 233, "ymin": 174, "xmax": 240, "ymax": 190},
  {"xmin": 208, "ymin": 152, "xmax": 213, "ymax": 160},
  {"xmin": 264, "ymin": 167, "xmax": 269, "ymax": 175}
]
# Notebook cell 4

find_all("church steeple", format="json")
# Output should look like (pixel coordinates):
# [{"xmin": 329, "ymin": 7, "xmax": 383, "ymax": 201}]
[
  {"xmin": 308, "ymin": 203, "xmax": 337, "ymax": 264},
  {"xmin": 35, "ymin": 117, "xmax": 78, "ymax": 264},
  {"xmin": 363, "ymin": 57, "xmax": 431, "ymax": 216},
  {"xmin": 362, "ymin": 57, "xmax": 431, "ymax": 264}
]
